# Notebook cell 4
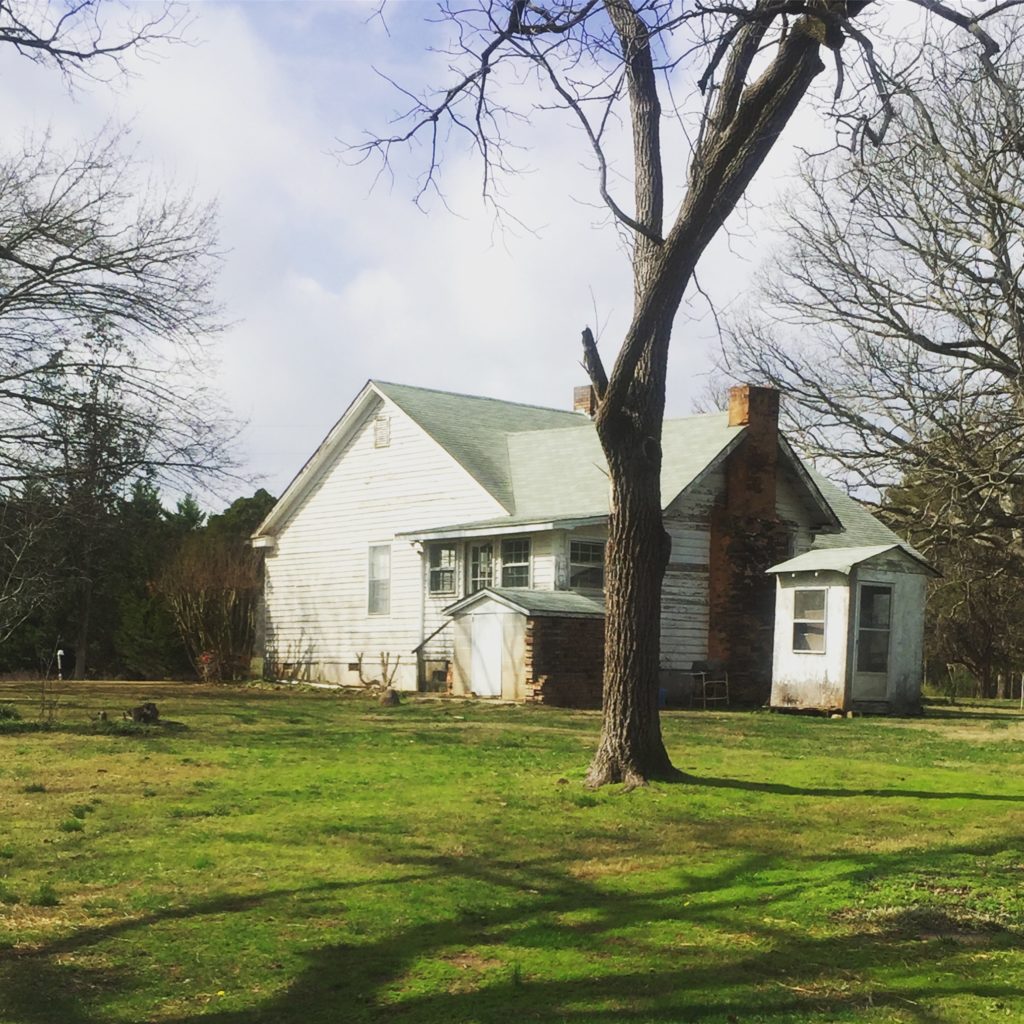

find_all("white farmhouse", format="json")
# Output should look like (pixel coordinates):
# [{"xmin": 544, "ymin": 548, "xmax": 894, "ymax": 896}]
[{"xmin": 251, "ymin": 380, "xmax": 933, "ymax": 713}]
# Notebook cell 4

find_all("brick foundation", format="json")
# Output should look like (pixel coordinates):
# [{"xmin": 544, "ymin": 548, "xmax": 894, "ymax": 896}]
[{"xmin": 524, "ymin": 615, "xmax": 604, "ymax": 708}]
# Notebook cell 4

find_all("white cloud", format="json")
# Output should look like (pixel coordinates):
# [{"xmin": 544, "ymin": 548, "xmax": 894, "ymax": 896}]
[{"xmin": 0, "ymin": 2, "xmax": 832, "ymax": 503}]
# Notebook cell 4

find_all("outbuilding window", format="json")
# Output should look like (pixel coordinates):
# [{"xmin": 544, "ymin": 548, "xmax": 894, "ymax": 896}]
[
  {"xmin": 428, "ymin": 544, "xmax": 456, "ymax": 595},
  {"xmin": 368, "ymin": 544, "xmax": 391, "ymax": 615},
  {"xmin": 569, "ymin": 540, "xmax": 605, "ymax": 589},
  {"xmin": 793, "ymin": 588, "xmax": 826, "ymax": 653},
  {"xmin": 500, "ymin": 539, "xmax": 531, "ymax": 588}
]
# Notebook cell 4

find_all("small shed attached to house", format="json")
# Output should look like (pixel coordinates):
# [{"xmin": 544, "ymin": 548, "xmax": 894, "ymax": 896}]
[
  {"xmin": 445, "ymin": 588, "xmax": 605, "ymax": 707},
  {"xmin": 767, "ymin": 543, "xmax": 937, "ymax": 714}
]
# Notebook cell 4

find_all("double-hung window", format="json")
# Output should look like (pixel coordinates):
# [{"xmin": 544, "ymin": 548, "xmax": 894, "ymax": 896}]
[
  {"xmin": 368, "ymin": 544, "xmax": 391, "ymax": 615},
  {"xmin": 428, "ymin": 544, "xmax": 456, "ymax": 596},
  {"xmin": 500, "ymin": 539, "xmax": 531, "ymax": 588},
  {"xmin": 569, "ymin": 540, "xmax": 605, "ymax": 589},
  {"xmin": 792, "ymin": 589, "xmax": 826, "ymax": 653}
]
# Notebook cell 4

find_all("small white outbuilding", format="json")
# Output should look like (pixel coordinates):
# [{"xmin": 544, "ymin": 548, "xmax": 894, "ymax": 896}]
[{"xmin": 767, "ymin": 543, "xmax": 937, "ymax": 714}]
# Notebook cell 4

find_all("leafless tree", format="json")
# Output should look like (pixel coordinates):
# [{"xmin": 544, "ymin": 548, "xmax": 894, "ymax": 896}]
[
  {"xmin": 0, "ymin": 129, "xmax": 235, "ymax": 492},
  {"xmin": 355, "ymin": 1, "xmax": 1021, "ymax": 787},
  {"xmin": 156, "ymin": 533, "xmax": 262, "ymax": 682},
  {"xmin": 0, "ymin": 491, "xmax": 59, "ymax": 645},
  {"xmin": 721, "ymin": 33, "xmax": 1024, "ymax": 565},
  {"xmin": 0, "ymin": 0, "xmax": 184, "ymax": 83}
]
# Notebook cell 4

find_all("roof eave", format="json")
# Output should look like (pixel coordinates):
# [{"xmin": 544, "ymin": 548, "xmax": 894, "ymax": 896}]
[
  {"xmin": 777, "ymin": 436, "xmax": 842, "ymax": 533},
  {"xmin": 398, "ymin": 514, "xmax": 608, "ymax": 542},
  {"xmin": 252, "ymin": 380, "xmax": 379, "ymax": 540}
]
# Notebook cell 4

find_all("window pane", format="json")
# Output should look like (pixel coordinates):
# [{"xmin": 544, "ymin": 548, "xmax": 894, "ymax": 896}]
[
  {"xmin": 368, "ymin": 545, "xmax": 390, "ymax": 614},
  {"xmin": 369, "ymin": 581, "xmax": 390, "ymax": 615},
  {"xmin": 859, "ymin": 585, "xmax": 891, "ymax": 630},
  {"xmin": 430, "ymin": 545, "xmax": 455, "ymax": 570},
  {"xmin": 501, "ymin": 564, "xmax": 530, "ymax": 588},
  {"xmin": 793, "ymin": 622, "xmax": 825, "ymax": 653},
  {"xmin": 369, "ymin": 545, "xmax": 390, "ymax": 578},
  {"xmin": 500, "ymin": 539, "xmax": 530, "ymax": 588},
  {"xmin": 794, "ymin": 589, "xmax": 825, "ymax": 621},
  {"xmin": 469, "ymin": 544, "xmax": 493, "ymax": 593},
  {"xmin": 569, "ymin": 540, "xmax": 605, "ymax": 589},
  {"xmin": 570, "ymin": 541, "xmax": 603, "ymax": 563},
  {"xmin": 856, "ymin": 630, "xmax": 889, "ymax": 673},
  {"xmin": 501, "ymin": 539, "xmax": 530, "ymax": 564},
  {"xmin": 570, "ymin": 565, "xmax": 605, "ymax": 589}
]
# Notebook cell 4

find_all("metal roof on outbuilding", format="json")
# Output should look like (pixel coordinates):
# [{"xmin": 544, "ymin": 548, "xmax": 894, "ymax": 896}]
[{"xmin": 768, "ymin": 543, "xmax": 937, "ymax": 577}]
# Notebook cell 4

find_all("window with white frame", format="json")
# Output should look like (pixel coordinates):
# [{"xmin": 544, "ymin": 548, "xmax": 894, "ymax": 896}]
[
  {"xmin": 468, "ymin": 543, "xmax": 493, "ymax": 593},
  {"xmin": 500, "ymin": 538, "xmax": 531, "ymax": 588},
  {"xmin": 856, "ymin": 584, "xmax": 892, "ymax": 673},
  {"xmin": 792, "ymin": 588, "xmax": 826, "ymax": 653},
  {"xmin": 569, "ymin": 540, "xmax": 605, "ymax": 589},
  {"xmin": 428, "ymin": 543, "xmax": 456, "ymax": 595},
  {"xmin": 368, "ymin": 544, "xmax": 391, "ymax": 614}
]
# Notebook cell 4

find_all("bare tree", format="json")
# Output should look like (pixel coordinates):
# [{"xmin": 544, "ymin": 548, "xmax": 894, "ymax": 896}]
[
  {"xmin": 0, "ymin": 0, "xmax": 183, "ymax": 83},
  {"xmin": 156, "ymin": 533, "xmax": 263, "ymax": 682},
  {"xmin": 0, "ymin": 129, "xmax": 234, "ymax": 491},
  {"xmin": 0, "ymin": 489, "xmax": 59, "ymax": 645},
  {"xmin": 0, "ymin": 129, "xmax": 235, "ymax": 673},
  {"xmin": 355, "ymin": 1, "xmax": 1020, "ymax": 787},
  {"xmin": 721, "ymin": 34, "xmax": 1024, "ymax": 564}
]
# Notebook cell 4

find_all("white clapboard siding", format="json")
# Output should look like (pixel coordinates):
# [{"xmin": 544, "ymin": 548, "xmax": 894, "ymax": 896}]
[{"xmin": 264, "ymin": 395, "xmax": 505, "ymax": 688}]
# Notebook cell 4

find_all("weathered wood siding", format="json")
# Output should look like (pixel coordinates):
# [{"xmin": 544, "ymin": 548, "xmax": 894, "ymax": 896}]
[
  {"xmin": 263, "ymin": 395, "xmax": 504, "ymax": 689},
  {"xmin": 658, "ymin": 467, "xmax": 723, "ymax": 677},
  {"xmin": 776, "ymin": 465, "xmax": 816, "ymax": 555}
]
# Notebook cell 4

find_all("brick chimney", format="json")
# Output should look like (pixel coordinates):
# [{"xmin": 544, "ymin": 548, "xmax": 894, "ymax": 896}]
[
  {"xmin": 708, "ymin": 384, "xmax": 788, "ymax": 704},
  {"xmin": 725, "ymin": 385, "xmax": 779, "ymax": 517},
  {"xmin": 573, "ymin": 385, "xmax": 597, "ymax": 417}
]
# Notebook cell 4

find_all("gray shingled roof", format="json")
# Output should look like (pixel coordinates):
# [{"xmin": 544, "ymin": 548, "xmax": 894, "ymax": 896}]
[
  {"xmin": 806, "ymin": 470, "xmax": 925, "ymax": 556},
  {"xmin": 374, "ymin": 381, "xmax": 589, "ymax": 511},
  {"xmin": 506, "ymin": 412, "xmax": 742, "ymax": 519},
  {"xmin": 376, "ymin": 380, "xmax": 744, "ymax": 518},
  {"xmin": 376, "ymin": 382, "xmax": 921, "ymax": 563},
  {"xmin": 445, "ymin": 587, "xmax": 605, "ymax": 618}
]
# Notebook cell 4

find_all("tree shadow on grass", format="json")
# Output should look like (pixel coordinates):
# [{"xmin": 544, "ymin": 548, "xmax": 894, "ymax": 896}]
[
  {"xmin": 0, "ymin": 874, "xmax": 433, "ymax": 1024},
  {"xmin": 682, "ymin": 774, "xmax": 1024, "ymax": 802},
  {"xmin": 3, "ymin": 837, "xmax": 1023, "ymax": 1024}
]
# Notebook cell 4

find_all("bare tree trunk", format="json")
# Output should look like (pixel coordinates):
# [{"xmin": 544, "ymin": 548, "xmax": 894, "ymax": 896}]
[
  {"xmin": 587, "ymin": 345, "xmax": 677, "ymax": 786},
  {"xmin": 74, "ymin": 576, "xmax": 92, "ymax": 680}
]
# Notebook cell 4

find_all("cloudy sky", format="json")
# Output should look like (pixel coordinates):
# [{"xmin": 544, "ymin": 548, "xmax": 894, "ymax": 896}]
[{"xmin": 0, "ymin": 1, "xmax": 831, "ymax": 503}]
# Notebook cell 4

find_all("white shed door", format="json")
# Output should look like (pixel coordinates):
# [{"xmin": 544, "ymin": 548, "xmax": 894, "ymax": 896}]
[{"xmin": 471, "ymin": 615, "xmax": 503, "ymax": 698}]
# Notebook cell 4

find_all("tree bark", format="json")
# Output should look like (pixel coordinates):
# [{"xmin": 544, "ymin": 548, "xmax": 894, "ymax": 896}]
[
  {"xmin": 585, "ymin": 9, "xmax": 831, "ymax": 786},
  {"xmin": 586, "ymin": 332, "xmax": 679, "ymax": 787}
]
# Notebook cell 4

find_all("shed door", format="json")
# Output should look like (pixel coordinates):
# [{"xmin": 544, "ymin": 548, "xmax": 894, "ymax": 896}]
[
  {"xmin": 851, "ymin": 583, "xmax": 891, "ymax": 701},
  {"xmin": 470, "ymin": 614, "xmax": 503, "ymax": 698}
]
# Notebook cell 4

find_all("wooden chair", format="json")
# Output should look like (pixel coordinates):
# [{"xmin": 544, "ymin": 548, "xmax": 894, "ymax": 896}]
[{"xmin": 690, "ymin": 659, "xmax": 729, "ymax": 709}]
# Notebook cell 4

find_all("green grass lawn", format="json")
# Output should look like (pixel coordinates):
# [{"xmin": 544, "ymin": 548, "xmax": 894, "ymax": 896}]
[{"xmin": 1, "ymin": 681, "xmax": 1023, "ymax": 1024}]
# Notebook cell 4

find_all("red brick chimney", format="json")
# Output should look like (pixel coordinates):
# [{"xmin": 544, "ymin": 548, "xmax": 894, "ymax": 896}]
[
  {"xmin": 573, "ymin": 385, "xmax": 597, "ymax": 417},
  {"xmin": 725, "ymin": 385, "xmax": 779, "ymax": 517},
  {"xmin": 708, "ymin": 384, "xmax": 788, "ymax": 704}
]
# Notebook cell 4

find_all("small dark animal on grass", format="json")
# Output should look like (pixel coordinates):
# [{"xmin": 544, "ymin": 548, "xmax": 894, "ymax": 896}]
[{"xmin": 124, "ymin": 703, "xmax": 159, "ymax": 724}]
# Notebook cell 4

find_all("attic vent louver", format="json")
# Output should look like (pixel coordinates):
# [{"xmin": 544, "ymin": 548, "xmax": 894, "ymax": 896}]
[{"xmin": 374, "ymin": 415, "xmax": 391, "ymax": 448}]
